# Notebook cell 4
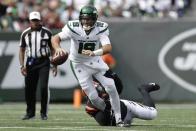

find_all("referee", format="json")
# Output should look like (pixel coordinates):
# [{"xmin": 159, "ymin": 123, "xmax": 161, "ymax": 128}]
[{"xmin": 19, "ymin": 11, "xmax": 57, "ymax": 120}]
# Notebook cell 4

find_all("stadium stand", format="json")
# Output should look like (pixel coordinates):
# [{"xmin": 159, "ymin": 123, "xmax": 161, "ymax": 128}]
[{"xmin": 0, "ymin": 0, "xmax": 193, "ymax": 32}]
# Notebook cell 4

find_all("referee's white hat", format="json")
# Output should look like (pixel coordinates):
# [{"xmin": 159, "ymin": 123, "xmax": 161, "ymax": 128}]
[{"xmin": 29, "ymin": 11, "xmax": 41, "ymax": 20}]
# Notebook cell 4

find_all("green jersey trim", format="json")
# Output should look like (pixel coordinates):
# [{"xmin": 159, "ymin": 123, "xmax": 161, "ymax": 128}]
[
  {"xmin": 96, "ymin": 27, "xmax": 108, "ymax": 35},
  {"xmin": 70, "ymin": 61, "xmax": 79, "ymax": 81}
]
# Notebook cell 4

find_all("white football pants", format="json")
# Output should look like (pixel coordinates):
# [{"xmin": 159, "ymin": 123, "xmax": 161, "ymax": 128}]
[{"xmin": 71, "ymin": 58, "xmax": 122, "ymax": 123}]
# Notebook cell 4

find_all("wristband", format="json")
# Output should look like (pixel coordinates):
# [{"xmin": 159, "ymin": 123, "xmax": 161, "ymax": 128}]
[{"xmin": 93, "ymin": 49, "xmax": 103, "ymax": 56}]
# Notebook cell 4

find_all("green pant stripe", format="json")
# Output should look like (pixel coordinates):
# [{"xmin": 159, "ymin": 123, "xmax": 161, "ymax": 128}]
[{"xmin": 70, "ymin": 61, "xmax": 79, "ymax": 81}]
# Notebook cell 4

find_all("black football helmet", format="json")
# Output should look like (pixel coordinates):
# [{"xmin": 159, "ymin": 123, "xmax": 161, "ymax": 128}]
[{"xmin": 79, "ymin": 5, "xmax": 98, "ymax": 30}]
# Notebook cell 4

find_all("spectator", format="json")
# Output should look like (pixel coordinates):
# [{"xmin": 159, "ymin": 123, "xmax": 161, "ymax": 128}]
[
  {"xmin": 17, "ymin": 0, "xmax": 34, "ymax": 21},
  {"xmin": 60, "ymin": 4, "xmax": 79, "ymax": 24},
  {"xmin": 72, "ymin": 0, "xmax": 91, "ymax": 12},
  {"xmin": 154, "ymin": 0, "xmax": 171, "ymax": 18},
  {"xmin": 0, "ymin": 2, "xmax": 8, "ymax": 17},
  {"xmin": 42, "ymin": 0, "xmax": 64, "ymax": 29},
  {"xmin": 0, "ymin": 7, "xmax": 15, "ymax": 31},
  {"xmin": 138, "ymin": 0, "xmax": 156, "ymax": 17},
  {"xmin": 94, "ymin": 0, "xmax": 125, "ymax": 17},
  {"xmin": 43, "ymin": 8, "xmax": 64, "ymax": 29},
  {"xmin": 0, "ymin": 0, "xmax": 193, "ymax": 31}
]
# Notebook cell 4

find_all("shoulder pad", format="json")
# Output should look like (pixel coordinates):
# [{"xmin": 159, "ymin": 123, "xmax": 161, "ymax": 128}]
[
  {"xmin": 67, "ymin": 20, "xmax": 81, "ymax": 36},
  {"xmin": 68, "ymin": 20, "xmax": 80, "ymax": 28},
  {"xmin": 96, "ymin": 21, "xmax": 109, "ymax": 35},
  {"xmin": 96, "ymin": 21, "xmax": 108, "ymax": 28}
]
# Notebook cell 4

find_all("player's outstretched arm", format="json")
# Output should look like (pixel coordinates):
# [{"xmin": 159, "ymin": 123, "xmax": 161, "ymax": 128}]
[
  {"xmin": 51, "ymin": 35, "xmax": 61, "ymax": 50},
  {"xmin": 51, "ymin": 35, "xmax": 65, "ymax": 56}
]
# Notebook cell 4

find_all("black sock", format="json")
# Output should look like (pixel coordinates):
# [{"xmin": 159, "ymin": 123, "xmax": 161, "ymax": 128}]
[{"xmin": 139, "ymin": 87, "xmax": 155, "ymax": 108}]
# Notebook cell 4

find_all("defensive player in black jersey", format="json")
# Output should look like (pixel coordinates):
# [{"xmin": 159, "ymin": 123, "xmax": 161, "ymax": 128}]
[{"xmin": 85, "ymin": 72, "xmax": 160, "ymax": 126}]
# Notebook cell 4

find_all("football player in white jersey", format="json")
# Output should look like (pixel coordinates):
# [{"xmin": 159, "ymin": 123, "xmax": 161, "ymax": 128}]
[
  {"xmin": 85, "ymin": 82, "xmax": 160, "ymax": 126},
  {"xmin": 51, "ymin": 5, "xmax": 126, "ymax": 127}
]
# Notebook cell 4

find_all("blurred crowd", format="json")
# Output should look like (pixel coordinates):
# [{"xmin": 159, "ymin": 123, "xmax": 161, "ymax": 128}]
[{"xmin": 0, "ymin": 0, "xmax": 192, "ymax": 32}]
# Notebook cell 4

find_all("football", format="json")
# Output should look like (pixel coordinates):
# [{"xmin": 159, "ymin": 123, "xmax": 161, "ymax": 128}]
[{"xmin": 51, "ymin": 50, "xmax": 68, "ymax": 65}]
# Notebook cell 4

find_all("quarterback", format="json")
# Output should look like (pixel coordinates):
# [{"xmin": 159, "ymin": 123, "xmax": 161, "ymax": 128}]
[
  {"xmin": 85, "ymin": 82, "xmax": 160, "ymax": 126},
  {"xmin": 51, "ymin": 5, "xmax": 125, "ymax": 127}
]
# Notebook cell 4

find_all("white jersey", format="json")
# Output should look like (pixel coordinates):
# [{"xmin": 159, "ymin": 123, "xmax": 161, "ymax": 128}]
[{"xmin": 58, "ymin": 20, "xmax": 111, "ymax": 62}]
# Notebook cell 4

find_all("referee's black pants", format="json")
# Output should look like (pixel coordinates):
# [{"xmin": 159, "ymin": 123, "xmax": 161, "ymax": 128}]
[{"xmin": 25, "ymin": 58, "xmax": 50, "ymax": 116}]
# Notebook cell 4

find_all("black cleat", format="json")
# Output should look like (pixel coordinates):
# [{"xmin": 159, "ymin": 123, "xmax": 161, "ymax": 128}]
[
  {"xmin": 41, "ymin": 114, "xmax": 48, "ymax": 120},
  {"xmin": 22, "ymin": 114, "xmax": 35, "ymax": 120},
  {"xmin": 138, "ymin": 83, "xmax": 160, "ymax": 93}
]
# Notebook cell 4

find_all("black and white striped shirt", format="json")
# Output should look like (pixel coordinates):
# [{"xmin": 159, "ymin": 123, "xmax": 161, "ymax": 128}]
[{"xmin": 19, "ymin": 26, "xmax": 52, "ymax": 58}]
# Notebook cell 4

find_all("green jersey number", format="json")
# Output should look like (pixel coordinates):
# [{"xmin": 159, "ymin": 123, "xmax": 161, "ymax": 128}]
[{"xmin": 78, "ymin": 42, "xmax": 96, "ymax": 54}]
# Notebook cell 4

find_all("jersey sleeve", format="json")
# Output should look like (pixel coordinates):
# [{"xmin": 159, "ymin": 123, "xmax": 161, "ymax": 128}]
[
  {"xmin": 96, "ymin": 21, "xmax": 109, "ymax": 36},
  {"xmin": 99, "ymin": 34, "xmax": 111, "ymax": 46},
  {"xmin": 101, "ymin": 27, "xmax": 109, "ymax": 36},
  {"xmin": 97, "ymin": 21, "xmax": 110, "ymax": 46},
  {"xmin": 58, "ymin": 24, "xmax": 71, "ymax": 40}
]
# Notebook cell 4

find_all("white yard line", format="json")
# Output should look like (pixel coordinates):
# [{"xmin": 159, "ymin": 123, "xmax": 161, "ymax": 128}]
[
  {"xmin": 157, "ymin": 104, "xmax": 196, "ymax": 109},
  {"xmin": 0, "ymin": 124, "xmax": 195, "ymax": 130},
  {"xmin": 133, "ymin": 123, "xmax": 196, "ymax": 128},
  {"xmin": 0, "ymin": 121, "xmax": 95, "ymax": 124},
  {"xmin": 0, "ymin": 126, "xmax": 139, "ymax": 131}
]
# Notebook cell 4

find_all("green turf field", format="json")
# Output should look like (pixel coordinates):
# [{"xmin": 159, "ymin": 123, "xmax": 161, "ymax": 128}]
[{"xmin": 0, "ymin": 103, "xmax": 195, "ymax": 131}]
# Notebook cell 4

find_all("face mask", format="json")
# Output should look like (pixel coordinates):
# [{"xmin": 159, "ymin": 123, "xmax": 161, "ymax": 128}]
[{"xmin": 83, "ymin": 25, "xmax": 92, "ymax": 31}]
